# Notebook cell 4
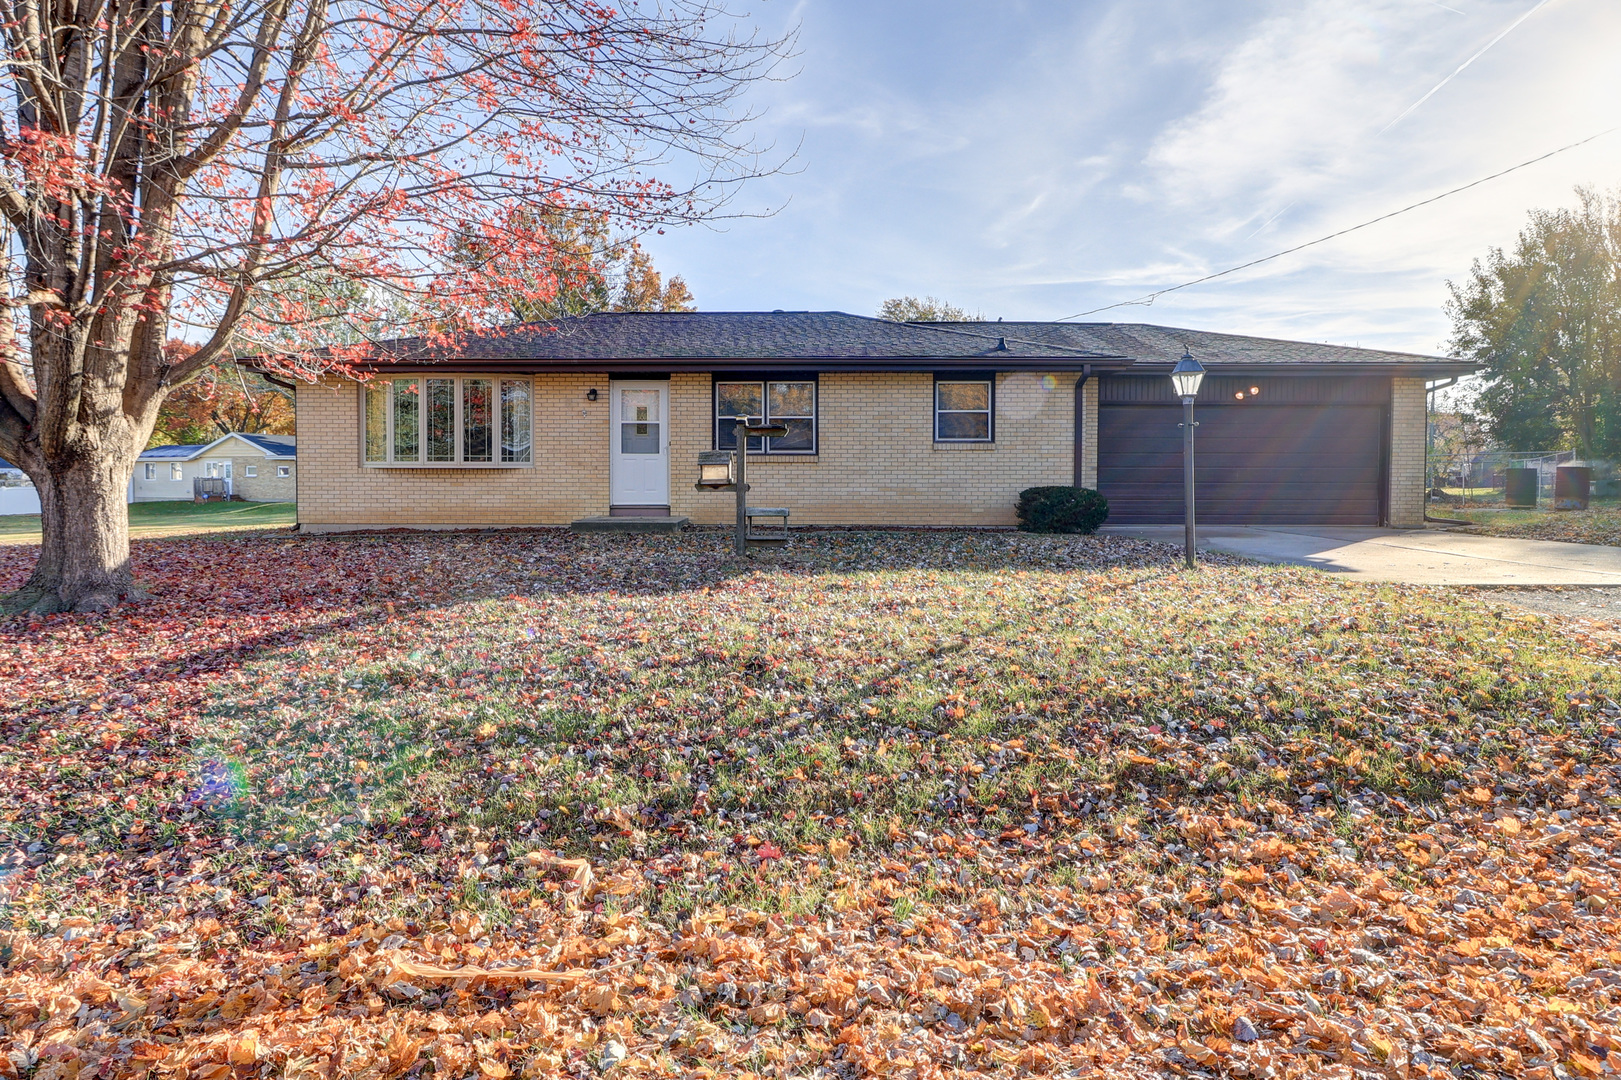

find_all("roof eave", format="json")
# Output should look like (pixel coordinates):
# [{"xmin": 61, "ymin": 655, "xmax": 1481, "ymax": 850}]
[
  {"xmin": 1127, "ymin": 359, "xmax": 1478, "ymax": 377},
  {"xmin": 348, "ymin": 355, "xmax": 1136, "ymax": 374}
]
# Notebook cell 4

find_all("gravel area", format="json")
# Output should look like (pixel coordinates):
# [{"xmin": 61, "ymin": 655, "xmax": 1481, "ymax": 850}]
[{"xmin": 1473, "ymin": 585, "xmax": 1621, "ymax": 624}]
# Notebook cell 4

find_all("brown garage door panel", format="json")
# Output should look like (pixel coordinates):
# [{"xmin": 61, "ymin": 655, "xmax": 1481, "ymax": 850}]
[{"xmin": 1099, "ymin": 403, "xmax": 1384, "ymax": 524}]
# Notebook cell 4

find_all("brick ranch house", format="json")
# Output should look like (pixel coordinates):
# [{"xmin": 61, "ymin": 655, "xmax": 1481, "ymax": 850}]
[{"xmin": 277, "ymin": 311, "xmax": 1474, "ymax": 532}]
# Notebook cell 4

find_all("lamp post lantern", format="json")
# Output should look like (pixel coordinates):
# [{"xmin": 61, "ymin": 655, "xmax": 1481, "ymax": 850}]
[{"xmin": 1170, "ymin": 350, "xmax": 1206, "ymax": 569}]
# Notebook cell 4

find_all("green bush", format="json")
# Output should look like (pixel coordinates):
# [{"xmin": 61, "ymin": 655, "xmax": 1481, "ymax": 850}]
[{"xmin": 1016, "ymin": 486, "xmax": 1109, "ymax": 534}]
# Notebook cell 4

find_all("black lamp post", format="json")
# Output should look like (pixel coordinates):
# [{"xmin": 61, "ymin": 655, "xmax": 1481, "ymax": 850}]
[{"xmin": 1170, "ymin": 350, "xmax": 1206, "ymax": 569}]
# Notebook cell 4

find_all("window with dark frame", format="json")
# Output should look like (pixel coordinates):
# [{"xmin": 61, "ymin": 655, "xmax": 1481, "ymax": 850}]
[
  {"xmin": 935, "ymin": 378, "xmax": 994, "ymax": 442},
  {"xmin": 714, "ymin": 378, "xmax": 817, "ymax": 454}
]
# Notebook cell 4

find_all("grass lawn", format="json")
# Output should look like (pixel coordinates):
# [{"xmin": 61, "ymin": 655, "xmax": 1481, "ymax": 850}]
[
  {"xmin": 2, "ymin": 529, "xmax": 1619, "ymax": 1079},
  {"xmin": 0, "ymin": 498, "xmax": 296, "ymax": 545},
  {"xmin": 1447, "ymin": 502, "xmax": 1621, "ymax": 547}
]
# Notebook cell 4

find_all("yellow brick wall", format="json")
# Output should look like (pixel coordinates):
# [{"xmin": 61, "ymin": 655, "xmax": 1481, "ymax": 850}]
[
  {"xmin": 298, "ymin": 371, "xmax": 1079, "ymax": 529},
  {"xmin": 295, "ymin": 374, "xmax": 611, "ymax": 530},
  {"xmin": 1080, "ymin": 377, "xmax": 1098, "ymax": 489},
  {"xmin": 671, "ymin": 372, "xmax": 1078, "ymax": 527},
  {"xmin": 1388, "ymin": 376, "xmax": 1427, "ymax": 529},
  {"xmin": 229, "ymin": 456, "xmax": 296, "ymax": 502}
]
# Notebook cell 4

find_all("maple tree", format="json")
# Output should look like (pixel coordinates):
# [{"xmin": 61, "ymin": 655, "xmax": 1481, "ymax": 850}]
[{"xmin": 0, "ymin": 0, "xmax": 787, "ymax": 613}]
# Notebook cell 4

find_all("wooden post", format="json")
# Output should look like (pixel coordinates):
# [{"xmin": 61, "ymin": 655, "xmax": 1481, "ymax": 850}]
[{"xmin": 734, "ymin": 421, "xmax": 748, "ymax": 556}]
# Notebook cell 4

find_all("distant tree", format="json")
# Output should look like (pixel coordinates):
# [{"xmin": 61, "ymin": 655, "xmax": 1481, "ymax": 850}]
[
  {"xmin": 1446, "ymin": 188, "xmax": 1621, "ymax": 458},
  {"xmin": 1427, "ymin": 409, "xmax": 1493, "ymax": 491},
  {"xmin": 148, "ymin": 366, "xmax": 295, "ymax": 448},
  {"xmin": 878, "ymin": 296, "xmax": 982, "ymax": 322},
  {"xmin": 616, "ymin": 248, "xmax": 697, "ymax": 314},
  {"xmin": 453, "ymin": 210, "xmax": 695, "ymax": 322}
]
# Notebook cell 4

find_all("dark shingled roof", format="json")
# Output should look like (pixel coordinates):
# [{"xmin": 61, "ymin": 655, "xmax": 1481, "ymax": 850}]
[
  {"xmin": 137, "ymin": 443, "xmax": 209, "ymax": 460},
  {"xmin": 234, "ymin": 433, "xmax": 296, "ymax": 458},
  {"xmin": 137, "ymin": 433, "xmax": 296, "ymax": 461},
  {"xmin": 925, "ymin": 321, "xmax": 1466, "ymax": 372},
  {"xmin": 318, "ymin": 310, "xmax": 1473, "ymax": 376},
  {"xmin": 365, "ymin": 311, "xmax": 1130, "ymax": 373}
]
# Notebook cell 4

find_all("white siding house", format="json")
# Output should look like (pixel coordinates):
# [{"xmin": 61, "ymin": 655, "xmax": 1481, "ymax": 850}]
[{"xmin": 130, "ymin": 433, "xmax": 296, "ymax": 502}]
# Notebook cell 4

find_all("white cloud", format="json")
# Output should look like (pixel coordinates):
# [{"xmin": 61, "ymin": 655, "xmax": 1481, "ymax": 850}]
[{"xmin": 644, "ymin": 0, "xmax": 1621, "ymax": 351}]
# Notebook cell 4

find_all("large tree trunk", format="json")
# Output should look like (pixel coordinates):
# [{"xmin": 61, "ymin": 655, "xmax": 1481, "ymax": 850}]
[{"xmin": 4, "ymin": 446, "xmax": 144, "ymax": 615}]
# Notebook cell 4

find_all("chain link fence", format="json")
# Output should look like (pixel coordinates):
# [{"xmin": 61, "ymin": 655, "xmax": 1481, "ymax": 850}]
[{"xmin": 1429, "ymin": 450, "xmax": 1617, "ymax": 503}]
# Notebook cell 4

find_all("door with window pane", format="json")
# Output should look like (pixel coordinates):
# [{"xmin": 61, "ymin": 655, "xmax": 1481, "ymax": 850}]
[{"xmin": 609, "ymin": 381, "xmax": 670, "ymax": 510}]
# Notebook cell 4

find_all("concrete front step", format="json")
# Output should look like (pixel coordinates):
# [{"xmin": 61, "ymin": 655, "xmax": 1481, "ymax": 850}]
[{"xmin": 569, "ymin": 515, "xmax": 689, "ymax": 534}]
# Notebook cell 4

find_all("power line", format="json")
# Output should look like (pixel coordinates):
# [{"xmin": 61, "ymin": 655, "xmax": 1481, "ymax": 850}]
[{"xmin": 1057, "ymin": 126, "xmax": 1617, "ymax": 323}]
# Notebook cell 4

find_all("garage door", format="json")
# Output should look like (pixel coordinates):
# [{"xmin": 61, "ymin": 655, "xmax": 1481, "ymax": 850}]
[{"xmin": 1097, "ymin": 375, "xmax": 1387, "ymax": 525}]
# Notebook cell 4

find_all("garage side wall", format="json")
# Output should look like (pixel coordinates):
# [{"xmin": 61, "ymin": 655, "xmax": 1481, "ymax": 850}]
[{"xmin": 1387, "ymin": 376, "xmax": 1426, "ymax": 529}]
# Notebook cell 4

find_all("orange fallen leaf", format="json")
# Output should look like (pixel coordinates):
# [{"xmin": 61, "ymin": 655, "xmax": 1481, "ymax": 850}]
[{"xmin": 388, "ymin": 957, "xmax": 617, "ymax": 983}]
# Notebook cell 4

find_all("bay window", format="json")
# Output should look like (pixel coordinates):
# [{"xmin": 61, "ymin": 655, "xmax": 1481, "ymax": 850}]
[{"xmin": 364, "ymin": 376, "xmax": 532, "ymax": 465}]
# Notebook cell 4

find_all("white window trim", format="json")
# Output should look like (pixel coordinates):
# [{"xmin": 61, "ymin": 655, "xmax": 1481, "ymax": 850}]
[
  {"xmin": 244, "ymin": 464, "xmax": 257, "ymax": 477},
  {"xmin": 277, "ymin": 465, "xmax": 291, "ymax": 478},
  {"xmin": 362, "ymin": 376, "xmax": 534, "ymax": 468},
  {"xmin": 170, "ymin": 464, "xmax": 184, "ymax": 481},
  {"xmin": 934, "ymin": 378, "xmax": 995, "ymax": 443},
  {"xmin": 143, "ymin": 463, "xmax": 156, "ymax": 480}
]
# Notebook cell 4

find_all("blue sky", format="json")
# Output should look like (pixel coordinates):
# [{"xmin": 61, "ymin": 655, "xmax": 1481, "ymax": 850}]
[{"xmin": 644, "ymin": 0, "xmax": 1621, "ymax": 355}]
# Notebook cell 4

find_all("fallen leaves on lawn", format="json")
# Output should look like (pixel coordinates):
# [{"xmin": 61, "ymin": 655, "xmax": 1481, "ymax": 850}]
[
  {"xmin": 1461, "ymin": 504, "xmax": 1621, "ymax": 548},
  {"xmin": 3, "ymin": 527, "xmax": 1620, "ymax": 1080}
]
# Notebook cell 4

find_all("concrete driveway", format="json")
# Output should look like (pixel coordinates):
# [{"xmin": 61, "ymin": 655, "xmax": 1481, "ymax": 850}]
[{"xmin": 1100, "ymin": 525, "xmax": 1621, "ymax": 585}]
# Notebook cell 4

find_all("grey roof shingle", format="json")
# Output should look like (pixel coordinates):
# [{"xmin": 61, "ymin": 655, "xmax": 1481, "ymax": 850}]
[
  {"xmin": 925, "ymin": 321, "xmax": 1461, "ymax": 369},
  {"xmin": 303, "ymin": 310, "xmax": 1472, "ymax": 374},
  {"xmin": 371, "ymin": 311, "xmax": 1121, "ymax": 365}
]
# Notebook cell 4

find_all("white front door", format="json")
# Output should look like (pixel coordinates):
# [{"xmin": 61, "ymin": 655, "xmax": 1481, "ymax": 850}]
[{"xmin": 608, "ymin": 381, "xmax": 670, "ymax": 508}]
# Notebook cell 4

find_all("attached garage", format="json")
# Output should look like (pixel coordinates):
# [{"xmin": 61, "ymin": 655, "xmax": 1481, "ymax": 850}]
[{"xmin": 1097, "ymin": 374, "xmax": 1390, "ymax": 525}]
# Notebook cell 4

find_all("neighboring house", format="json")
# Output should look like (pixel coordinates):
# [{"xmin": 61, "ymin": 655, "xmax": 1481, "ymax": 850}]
[
  {"xmin": 0, "ymin": 457, "xmax": 41, "ymax": 516},
  {"xmin": 273, "ymin": 311, "xmax": 1473, "ymax": 532},
  {"xmin": 131, "ymin": 433, "xmax": 296, "ymax": 502}
]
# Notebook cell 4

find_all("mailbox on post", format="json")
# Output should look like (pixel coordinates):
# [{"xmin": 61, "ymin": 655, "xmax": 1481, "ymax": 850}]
[{"xmin": 696, "ymin": 450, "xmax": 735, "ymax": 489}]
